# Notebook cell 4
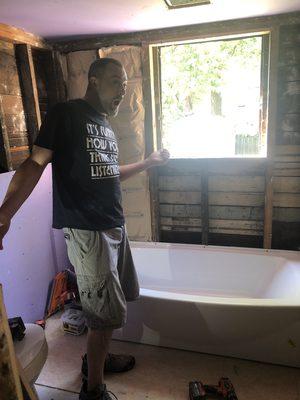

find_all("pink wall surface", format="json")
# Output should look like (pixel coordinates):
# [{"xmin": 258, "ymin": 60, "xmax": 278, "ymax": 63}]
[{"xmin": 0, "ymin": 165, "xmax": 69, "ymax": 322}]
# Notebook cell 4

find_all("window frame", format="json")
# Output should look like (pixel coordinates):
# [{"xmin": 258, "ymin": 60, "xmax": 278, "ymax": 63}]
[{"xmin": 150, "ymin": 31, "xmax": 271, "ymax": 160}]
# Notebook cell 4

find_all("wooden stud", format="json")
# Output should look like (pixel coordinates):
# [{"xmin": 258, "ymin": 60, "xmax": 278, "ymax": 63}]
[
  {"xmin": 141, "ymin": 43, "xmax": 160, "ymax": 241},
  {"xmin": 0, "ymin": 284, "xmax": 24, "ymax": 400},
  {"xmin": 260, "ymin": 34, "xmax": 269, "ymax": 154},
  {"xmin": 267, "ymin": 26, "xmax": 280, "ymax": 159},
  {"xmin": 201, "ymin": 172, "xmax": 209, "ymax": 244},
  {"xmin": 151, "ymin": 46, "xmax": 164, "ymax": 240},
  {"xmin": 15, "ymin": 44, "xmax": 41, "ymax": 148},
  {"xmin": 262, "ymin": 25, "xmax": 279, "ymax": 248},
  {"xmin": 17, "ymin": 359, "xmax": 38, "ymax": 400},
  {"xmin": 52, "ymin": 51, "xmax": 67, "ymax": 104},
  {"xmin": 0, "ymin": 96, "xmax": 13, "ymax": 171},
  {"xmin": 151, "ymin": 46, "xmax": 162, "ymax": 150},
  {"xmin": 263, "ymin": 161, "xmax": 274, "ymax": 248}
]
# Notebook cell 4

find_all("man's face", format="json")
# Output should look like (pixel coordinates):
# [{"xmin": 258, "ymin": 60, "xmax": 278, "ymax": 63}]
[{"xmin": 94, "ymin": 63, "xmax": 128, "ymax": 117}]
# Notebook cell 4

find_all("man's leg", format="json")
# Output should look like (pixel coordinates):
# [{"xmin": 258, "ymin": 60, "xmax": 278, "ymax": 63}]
[{"xmin": 87, "ymin": 327, "xmax": 113, "ymax": 391}]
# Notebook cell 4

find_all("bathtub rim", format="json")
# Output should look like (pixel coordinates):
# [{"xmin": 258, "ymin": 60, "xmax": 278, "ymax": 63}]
[
  {"xmin": 131, "ymin": 241, "xmax": 300, "ymax": 307},
  {"xmin": 130, "ymin": 241, "xmax": 300, "ymax": 262},
  {"xmin": 139, "ymin": 288, "xmax": 300, "ymax": 307}
]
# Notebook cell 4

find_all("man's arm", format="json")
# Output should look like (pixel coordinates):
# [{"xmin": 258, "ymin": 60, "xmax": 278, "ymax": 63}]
[
  {"xmin": 0, "ymin": 145, "xmax": 53, "ymax": 250},
  {"xmin": 119, "ymin": 149, "xmax": 170, "ymax": 181}
]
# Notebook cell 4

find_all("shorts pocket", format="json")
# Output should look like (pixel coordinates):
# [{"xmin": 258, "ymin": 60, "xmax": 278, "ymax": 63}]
[
  {"xmin": 77, "ymin": 274, "xmax": 126, "ymax": 328},
  {"xmin": 102, "ymin": 227, "xmax": 123, "ymax": 245},
  {"xmin": 69, "ymin": 229, "xmax": 96, "ymax": 263}
]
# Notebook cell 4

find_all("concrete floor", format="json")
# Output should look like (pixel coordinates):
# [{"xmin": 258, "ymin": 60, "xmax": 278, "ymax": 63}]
[{"xmin": 36, "ymin": 313, "xmax": 300, "ymax": 400}]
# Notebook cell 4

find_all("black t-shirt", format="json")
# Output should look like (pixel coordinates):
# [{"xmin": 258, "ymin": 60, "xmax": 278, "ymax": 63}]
[{"xmin": 35, "ymin": 99, "xmax": 125, "ymax": 230}]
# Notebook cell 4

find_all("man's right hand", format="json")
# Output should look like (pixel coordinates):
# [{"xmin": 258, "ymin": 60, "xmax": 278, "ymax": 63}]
[{"xmin": 0, "ymin": 215, "xmax": 10, "ymax": 250}]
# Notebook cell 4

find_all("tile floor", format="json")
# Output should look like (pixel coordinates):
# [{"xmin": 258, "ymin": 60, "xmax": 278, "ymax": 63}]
[{"xmin": 36, "ymin": 313, "xmax": 300, "ymax": 400}]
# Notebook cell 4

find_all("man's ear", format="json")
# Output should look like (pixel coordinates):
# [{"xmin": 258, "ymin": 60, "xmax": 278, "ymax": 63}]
[{"xmin": 89, "ymin": 76, "xmax": 98, "ymax": 88}]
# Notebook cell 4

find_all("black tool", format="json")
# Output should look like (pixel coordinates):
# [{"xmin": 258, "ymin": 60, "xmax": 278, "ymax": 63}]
[
  {"xmin": 189, "ymin": 381, "xmax": 206, "ymax": 399},
  {"xmin": 8, "ymin": 316, "xmax": 26, "ymax": 341},
  {"xmin": 189, "ymin": 377, "xmax": 238, "ymax": 400}
]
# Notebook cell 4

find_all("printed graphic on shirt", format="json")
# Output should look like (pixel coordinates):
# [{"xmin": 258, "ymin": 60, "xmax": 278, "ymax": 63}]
[{"xmin": 86, "ymin": 123, "xmax": 120, "ymax": 179}]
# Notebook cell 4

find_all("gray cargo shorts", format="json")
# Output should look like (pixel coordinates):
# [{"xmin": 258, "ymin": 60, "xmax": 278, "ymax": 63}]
[{"xmin": 63, "ymin": 226, "xmax": 139, "ymax": 330}]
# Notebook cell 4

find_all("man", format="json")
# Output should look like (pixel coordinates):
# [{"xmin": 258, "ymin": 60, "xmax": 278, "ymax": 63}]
[{"xmin": 0, "ymin": 57, "xmax": 169, "ymax": 400}]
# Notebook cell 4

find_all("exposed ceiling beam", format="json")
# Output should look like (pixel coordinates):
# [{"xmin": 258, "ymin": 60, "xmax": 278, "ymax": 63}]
[{"xmin": 51, "ymin": 11, "xmax": 300, "ymax": 53}]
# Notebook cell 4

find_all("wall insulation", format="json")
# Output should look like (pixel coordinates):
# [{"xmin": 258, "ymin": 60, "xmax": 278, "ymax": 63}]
[{"xmin": 60, "ymin": 46, "xmax": 152, "ymax": 241}]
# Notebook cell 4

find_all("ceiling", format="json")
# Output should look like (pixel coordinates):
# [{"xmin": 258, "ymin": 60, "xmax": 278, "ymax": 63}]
[{"xmin": 1, "ymin": 0, "xmax": 300, "ymax": 39}]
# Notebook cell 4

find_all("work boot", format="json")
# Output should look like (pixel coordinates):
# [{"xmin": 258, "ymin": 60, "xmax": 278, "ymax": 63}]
[
  {"xmin": 79, "ymin": 382, "xmax": 118, "ymax": 400},
  {"xmin": 81, "ymin": 353, "xmax": 135, "ymax": 379}
]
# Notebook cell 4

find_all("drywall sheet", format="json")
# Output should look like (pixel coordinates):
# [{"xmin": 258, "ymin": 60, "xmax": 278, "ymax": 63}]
[{"xmin": 0, "ymin": 166, "xmax": 69, "ymax": 322}]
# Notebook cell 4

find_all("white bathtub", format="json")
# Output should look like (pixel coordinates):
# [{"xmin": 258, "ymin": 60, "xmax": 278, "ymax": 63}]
[{"xmin": 113, "ymin": 242, "xmax": 300, "ymax": 367}]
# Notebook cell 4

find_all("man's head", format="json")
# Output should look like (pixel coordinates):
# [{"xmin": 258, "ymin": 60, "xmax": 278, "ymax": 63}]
[{"xmin": 87, "ymin": 58, "xmax": 128, "ymax": 117}]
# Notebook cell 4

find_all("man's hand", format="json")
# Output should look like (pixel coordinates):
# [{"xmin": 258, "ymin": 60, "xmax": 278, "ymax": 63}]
[
  {"xmin": 145, "ymin": 149, "xmax": 170, "ymax": 168},
  {"xmin": 119, "ymin": 149, "xmax": 170, "ymax": 181},
  {"xmin": 0, "ymin": 214, "xmax": 10, "ymax": 250}
]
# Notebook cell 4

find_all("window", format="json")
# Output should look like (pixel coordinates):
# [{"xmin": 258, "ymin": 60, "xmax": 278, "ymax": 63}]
[{"xmin": 153, "ymin": 33, "xmax": 269, "ymax": 158}]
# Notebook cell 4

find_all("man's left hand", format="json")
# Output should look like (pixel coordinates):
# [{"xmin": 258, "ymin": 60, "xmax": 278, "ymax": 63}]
[{"xmin": 145, "ymin": 149, "xmax": 170, "ymax": 168}]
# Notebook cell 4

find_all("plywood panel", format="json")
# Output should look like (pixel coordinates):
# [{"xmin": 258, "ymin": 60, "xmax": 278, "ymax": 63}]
[
  {"xmin": 160, "ymin": 159, "xmax": 266, "ymax": 176},
  {"xmin": 15, "ymin": 44, "xmax": 42, "ymax": 147},
  {"xmin": 209, "ymin": 176, "xmax": 265, "ymax": 192},
  {"xmin": 160, "ymin": 204, "xmax": 201, "ymax": 218},
  {"xmin": 9, "ymin": 136, "xmax": 29, "ymax": 148},
  {"xmin": 0, "ymin": 50, "xmax": 21, "ymax": 96},
  {"xmin": 273, "ymin": 207, "xmax": 300, "ymax": 222},
  {"xmin": 274, "ymin": 169, "xmax": 300, "ymax": 176},
  {"xmin": 161, "ymin": 225, "xmax": 201, "ymax": 232},
  {"xmin": 160, "ymin": 216, "xmax": 201, "ymax": 227},
  {"xmin": 0, "ymin": 40, "xmax": 14, "ymax": 55},
  {"xmin": 4, "ymin": 113, "xmax": 27, "ymax": 133},
  {"xmin": 274, "ymin": 161, "xmax": 300, "ymax": 169},
  {"xmin": 10, "ymin": 148, "xmax": 30, "ymax": 169},
  {"xmin": 159, "ymin": 175, "xmax": 202, "ymax": 191},
  {"xmin": 275, "ymin": 145, "xmax": 300, "ymax": 155},
  {"xmin": 274, "ymin": 155, "xmax": 300, "ymax": 162},
  {"xmin": 280, "ymin": 24, "xmax": 300, "ymax": 47},
  {"xmin": 210, "ymin": 227, "xmax": 262, "ymax": 236},
  {"xmin": 159, "ymin": 191, "xmax": 201, "ymax": 204},
  {"xmin": 273, "ymin": 176, "xmax": 300, "ymax": 193},
  {"xmin": 1, "ymin": 95, "xmax": 24, "ymax": 116},
  {"xmin": 277, "ymin": 131, "xmax": 300, "ymax": 145},
  {"xmin": 274, "ymin": 162, "xmax": 300, "ymax": 176},
  {"xmin": 209, "ymin": 219, "xmax": 263, "ymax": 231},
  {"xmin": 209, "ymin": 192, "xmax": 265, "ymax": 206},
  {"xmin": 273, "ymin": 193, "xmax": 300, "ymax": 207},
  {"xmin": 281, "ymin": 113, "xmax": 300, "ymax": 133},
  {"xmin": 209, "ymin": 205, "xmax": 264, "ymax": 220},
  {"xmin": 280, "ymin": 65, "xmax": 300, "ymax": 82},
  {"xmin": 279, "ymin": 81, "xmax": 300, "ymax": 114},
  {"xmin": 279, "ymin": 46, "xmax": 300, "ymax": 66}
]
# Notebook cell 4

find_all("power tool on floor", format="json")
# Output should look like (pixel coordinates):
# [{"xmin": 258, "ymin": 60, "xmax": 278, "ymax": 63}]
[{"xmin": 189, "ymin": 377, "xmax": 238, "ymax": 400}]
